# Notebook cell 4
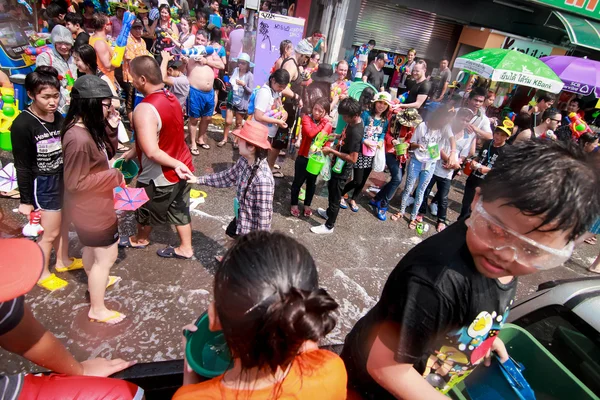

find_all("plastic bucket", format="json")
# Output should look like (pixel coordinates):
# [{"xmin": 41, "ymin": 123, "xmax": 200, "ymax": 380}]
[
  {"xmin": 0, "ymin": 131, "xmax": 12, "ymax": 152},
  {"xmin": 185, "ymin": 312, "xmax": 232, "ymax": 378},
  {"xmin": 220, "ymin": 105, "xmax": 227, "ymax": 118},
  {"xmin": 395, "ymin": 142, "xmax": 408, "ymax": 156},
  {"xmin": 112, "ymin": 159, "xmax": 139, "ymax": 183},
  {"xmin": 362, "ymin": 140, "xmax": 377, "ymax": 157},
  {"xmin": 306, "ymin": 154, "xmax": 326, "ymax": 175}
]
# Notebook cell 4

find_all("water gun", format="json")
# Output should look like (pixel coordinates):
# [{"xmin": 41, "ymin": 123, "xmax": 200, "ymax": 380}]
[
  {"xmin": 0, "ymin": 88, "xmax": 20, "ymax": 150},
  {"xmin": 180, "ymin": 45, "xmax": 215, "ymax": 57},
  {"xmin": 22, "ymin": 211, "xmax": 44, "ymax": 238},
  {"xmin": 507, "ymin": 112, "xmax": 516, "ymax": 121},
  {"xmin": 24, "ymin": 44, "xmax": 53, "ymax": 55},
  {"xmin": 265, "ymin": 107, "xmax": 283, "ymax": 119},
  {"xmin": 566, "ymin": 112, "xmax": 592, "ymax": 140},
  {"xmin": 17, "ymin": 0, "xmax": 33, "ymax": 14},
  {"xmin": 331, "ymin": 80, "xmax": 350, "ymax": 98},
  {"xmin": 389, "ymin": 95, "xmax": 408, "ymax": 114},
  {"xmin": 111, "ymin": 11, "xmax": 136, "ymax": 67},
  {"xmin": 60, "ymin": 70, "xmax": 75, "ymax": 91},
  {"xmin": 310, "ymin": 131, "xmax": 329, "ymax": 153}
]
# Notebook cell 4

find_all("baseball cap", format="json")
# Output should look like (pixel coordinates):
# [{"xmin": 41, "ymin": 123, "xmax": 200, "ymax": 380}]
[
  {"xmin": 71, "ymin": 75, "xmax": 120, "ymax": 100},
  {"xmin": 168, "ymin": 59, "xmax": 183, "ymax": 69},
  {"xmin": 132, "ymin": 19, "xmax": 143, "ymax": 28},
  {"xmin": 0, "ymin": 239, "xmax": 44, "ymax": 302}
]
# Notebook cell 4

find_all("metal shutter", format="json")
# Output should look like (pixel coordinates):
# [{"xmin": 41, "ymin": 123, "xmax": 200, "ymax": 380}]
[{"xmin": 353, "ymin": 0, "xmax": 462, "ymax": 61}]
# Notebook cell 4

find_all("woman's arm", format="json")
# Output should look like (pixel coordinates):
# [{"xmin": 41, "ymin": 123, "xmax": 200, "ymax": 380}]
[
  {"xmin": 196, "ymin": 158, "xmax": 243, "ymax": 188},
  {"xmin": 10, "ymin": 118, "xmax": 35, "ymax": 207},
  {"xmin": 243, "ymin": 72, "xmax": 254, "ymax": 94}
]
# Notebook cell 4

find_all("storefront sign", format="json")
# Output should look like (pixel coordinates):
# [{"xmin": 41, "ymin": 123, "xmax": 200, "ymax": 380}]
[
  {"xmin": 501, "ymin": 37, "xmax": 552, "ymax": 59},
  {"xmin": 253, "ymin": 12, "xmax": 305, "ymax": 87},
  {"xmin": 530, "ymin": 0, "xmax": 600, "ymax": 21}
]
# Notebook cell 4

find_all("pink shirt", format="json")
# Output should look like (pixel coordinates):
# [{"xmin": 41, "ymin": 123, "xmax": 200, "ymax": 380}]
[
  {"xmin": 229, "ymin": 28, "xmax": 244, "ymax": 59},
  {"xmin": 110, "ymin": 16, "xmax": 123, "ymax": 37}
]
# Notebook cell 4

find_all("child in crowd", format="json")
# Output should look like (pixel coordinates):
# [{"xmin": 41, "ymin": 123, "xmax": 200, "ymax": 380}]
[
  {"xmin": 341, "ymin": 140, "xmax": 600, "ymax": 399},
  {"xmin": 311, "ymin": 98, "xmax": 363, "ymax": 234},
  {"xmin": 371, "ymin": 108, "xmax": 421, "ymax": 221},
  {"xmin": 393, "ymin": 105, "xmax": 454, "ymax": 228},
  {"xmin": 182, "ymin": 121, "xmax": 274, "ymax": 237},
  {"xmin": 419, "ymin": 107, "xmax": 476, "ymax": 232},
  {"xmin": 11, "ymin": 67, "xmax": 83, "ymax": 291},
  {"xmin": 219, "ymin": 52, "xmax": 254, "ymax": 147},
  {"xmin": 253, "ymin": 69, "xmax": 289, "ymax": 143},
  {"xmin": 173, "ymin": 231, "xmax": 346, "ymax": 399},
  {"xmin": 459, "ymin": 119, "xmax": 512, "ymax": 220},
  {"xmin": 160, "ymin": 50, "xmax": 191, "ymax": 115},
  {"xmin": 340, "ymin": 92, "xmax": 391, "ymax": 213},
  {"xmin": 0, "ymin": 239, "xmax": 140, "ymax": 399},
  {"xmin": 290, "ymin": 98, "xmax": 333, "ymax": 218}
]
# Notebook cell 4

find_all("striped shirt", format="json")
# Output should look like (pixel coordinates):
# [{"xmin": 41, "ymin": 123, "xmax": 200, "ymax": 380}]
[{"xmin": 1, "ymin": 297, "xmax": 26, "ymax": 399}]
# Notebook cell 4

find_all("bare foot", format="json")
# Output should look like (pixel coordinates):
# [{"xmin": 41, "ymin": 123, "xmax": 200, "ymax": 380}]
[
  {"xmin": 175, "ymin": 246, "xmax": 195, "ymax": 259},
  {"xmin": 130, "ymin": 236, "xmax": 150, "ymax": 247},
  {"xmin": 88, "ymin": 309, "xmax": 126, "ymax": 325}
]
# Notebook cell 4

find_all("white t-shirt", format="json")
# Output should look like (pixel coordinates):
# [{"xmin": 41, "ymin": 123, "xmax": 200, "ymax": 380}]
[
  {"xmin": 253, "ymin": 85, "xmax": 280, "ymax": 138},
  {"xmin": 457, "ymin": 107, "xmax": 492, "ymax": 135},
  {"xmin": 410, "ymin": 122, "xmax": 444, "ymax": 165},
  {"xmin": 434, "ymin": 124, "xmax": 475, "ymax": 180}
]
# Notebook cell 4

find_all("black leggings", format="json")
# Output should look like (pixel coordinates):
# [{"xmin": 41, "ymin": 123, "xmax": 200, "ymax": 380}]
[
  {"xmin": 342, "ymin": 167, "xmax": 372, "ymax": 201},
  {"xmin": 291, "ymin": 156, "xmax": 318, "ymax": 206}
]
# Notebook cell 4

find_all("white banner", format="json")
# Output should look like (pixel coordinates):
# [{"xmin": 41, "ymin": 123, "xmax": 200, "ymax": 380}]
[
  {"xmin": 491, "ymin": 69, "xmax": 564, "ymax": 93},
  {"xmin": 501, "ymin": 37, "xmax": 552, "ymax": 59}
]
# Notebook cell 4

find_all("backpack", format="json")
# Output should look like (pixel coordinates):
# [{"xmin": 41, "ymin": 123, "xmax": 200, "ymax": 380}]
[{"xmin": 246, "ymin": 86, "xmax": 261, "ymax": 116}]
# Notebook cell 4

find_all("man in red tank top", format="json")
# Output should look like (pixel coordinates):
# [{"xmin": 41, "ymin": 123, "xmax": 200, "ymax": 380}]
[{"xmin": 119, "ymin": 56, "xmax": 196, "ymax": 259}]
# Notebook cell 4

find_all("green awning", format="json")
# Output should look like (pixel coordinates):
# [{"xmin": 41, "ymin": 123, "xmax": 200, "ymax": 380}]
[{"xmin": 552, "ymin": 11, "xmax": 600, "ymax": 51}]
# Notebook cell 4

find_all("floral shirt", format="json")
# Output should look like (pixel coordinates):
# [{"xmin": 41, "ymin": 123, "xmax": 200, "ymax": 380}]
[{"xmin": 350, "ymin": 44, "xmax": 371, "ymax": 69}]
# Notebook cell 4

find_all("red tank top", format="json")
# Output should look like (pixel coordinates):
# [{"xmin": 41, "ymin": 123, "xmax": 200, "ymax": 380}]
[{"xmin": 136, "ymin": 89, "xmax": 194, "ymax": 185}]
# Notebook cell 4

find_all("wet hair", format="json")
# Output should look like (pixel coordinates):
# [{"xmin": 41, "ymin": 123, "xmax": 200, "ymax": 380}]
[
  {"xmin": 158, "ymin": 4, "xmax": 170, "ymax": 15},
  {"xmin": 338, "ymin": 97, "xmax": 361, "ymax": 118},
  {"xmin": 370, "ymin": 98, "xmax": 389, "ymax": 120},
  {"xmin": 313, "ymin": 97, "xmax": 331, "ymax": 115},
  {"xmin": 210, "ymin": 27, "xmax": 222, "ymax": 43},
  {"xmin": 195, "ymin": 29, "xmax": 209, "ymax": 39},
  {"xmin": 542, "ymin": 107, "xmax": 560, "ymax": 122},
  {"xmin": 480, "ymin": 140, "xmax": 600, "ymax": 241},
  {"xmin": 536, "ymin": 91, "xmax": 556, "ymax": 104},
  {"xmin": 469, "ymin": 86, "xmax": 487, "ymax": 99},
  {"xmin": 130, "ymin": 56, "xmax": 163, "ymax": 85},
  {"xmin": 579, "ymin": 132, "xmax": 598, "ymax": 147},
  {"xmin": 279, "ymin": 40, "xmax": 292, "ymax": 58},
  {"xmin": 269, "ymin": 69, "xmax": 290, "ymax": 87},
  {"xmin": 65, "ymin": 12, "xmax": 83, "ymax": 27},
  {"xmin": 375, "ymin": 52, "xmax": 387, "ymax": 61},
  {"xmin": 514, "ymin": 112, "xmax": 531, "ymax": 131},
  {"xmin": 569, "ymin": 98, "xmax": 582, "ymax": 109},
  {"xmin": 62, "ymin": 97, "xmax": 116, "ymax": 158},
  {"xmin": 215, "ymin": 232, "xmax": 338, "ymax": 373},
  {"xmin": 414, "ymin": 59, "xmax": 427, "ymax": 71},
  {"xmin": 358, "ymin": 87, "xmax": 375, "ymax": 110},
  {"xmin": 25, "ymin": 66, "xmax": 60, "ymax": 95},
  {"xmin": 92, "ymin": 13, "xmax": 109, "ymax": 31},
  {"xmin": 45, "ymin": 2, "xmax": 66, "ymax": 19},
  {"xmin": 368, "ymin": 39, "xmax": 376, "ymax": 46},
  {"xmin": 74, "ymin": 44, "xmax": 98, "ymax": 72}
]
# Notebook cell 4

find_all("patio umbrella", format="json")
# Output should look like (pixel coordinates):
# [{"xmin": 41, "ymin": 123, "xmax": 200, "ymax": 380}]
[
  {"xmin": 540, "ymin": 56, "xmax": 600, "ymax": 97},
  {"xmin": 0, "ymin": 163, "xmax": 18, "ymax": 192},
  {"xmin": 454, "ymin": 48, "xmax": 564, "ymax": 94},
  {"xmin": 113, "ymin": 186, "xmax": 149, "ymax": 211}
]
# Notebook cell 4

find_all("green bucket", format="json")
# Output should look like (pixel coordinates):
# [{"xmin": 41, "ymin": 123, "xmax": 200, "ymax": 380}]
[
  {"xmin": 185, "ymin": 312, "xmax": 233, "ymax": 378},
  {"xmin": 306, "ymin": 153, "xmax": 326, "ymax": 175},
  {"xmin": 0, "ymin": 131, "xmax": 12, "ymax": 152},
  {"xmin": 395, "ymin": 142, "xmax": 408, "ymax": 156},
  {"xmin": 112, "ymin": 159, "xmax": 139, "ymax": 183}
]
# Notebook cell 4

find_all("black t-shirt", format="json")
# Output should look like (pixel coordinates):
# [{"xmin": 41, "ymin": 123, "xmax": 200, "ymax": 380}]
[
  {"xmin": 74, "ymin": 31, "xmax": 90, "ymax": 50},
  {"xmin": 334, "ymin": 121, "xmax": 363, "ymax": 179},
  {"xmin": 0, "ymin": 297, "xmax": 26, "ymax": 398},
  {"xmin": 363, "ymin": 63, "xmax": 384, "ymax": 90},
  {"xmin": 405, "ymin": 78, "xmax": 431, "ymax": 107},
  {"xmin": 470, "ymin": 139, "xmax": 506, "ymax": 181},
  {"xmin": 11, "ymin": 110, "xmax": 64, "ymax": 205},
  {"xmin": 341, "ymin": 220, "xmax": 517, "ymax": 397}
]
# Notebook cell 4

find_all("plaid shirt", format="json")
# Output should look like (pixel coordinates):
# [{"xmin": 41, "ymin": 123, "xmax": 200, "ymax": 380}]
[{"xmin": 198, "ymin": 157, "xmax": 274, "ymax": 235}]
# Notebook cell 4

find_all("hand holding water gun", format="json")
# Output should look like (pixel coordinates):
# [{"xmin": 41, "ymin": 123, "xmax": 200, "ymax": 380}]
[
  {"xmin": 22, "ymin": 211, "xmax": 44, "ymax": 238},
  {"xmin": 390, "ymin": 95, "xmax": 408, "ymax": 113},
  {"xmin": 310, "ymin": 131, "xmax": 330, "ymax": 153},
  {"xmin": 111, "ymin": 11, "xmax": 136, "ymax": 67},
  {"xmin": 566, "ymin": 112, "xmax": 592, "ymax": 140}
]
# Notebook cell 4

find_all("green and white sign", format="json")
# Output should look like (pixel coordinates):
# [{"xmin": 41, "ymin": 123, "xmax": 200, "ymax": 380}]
[
  {"xmin": 454, "ymin": 48, "xmax": 564, "ymax": 93},
  {"xmin": 530, "ymin": 0, "xmax": 600, "ymax": 22}
]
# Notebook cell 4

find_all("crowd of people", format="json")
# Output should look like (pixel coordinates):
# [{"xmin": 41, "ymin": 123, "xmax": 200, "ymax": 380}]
[{"xmin": 2, "ymin": 0, "xmax": 600, "ymax": 398}]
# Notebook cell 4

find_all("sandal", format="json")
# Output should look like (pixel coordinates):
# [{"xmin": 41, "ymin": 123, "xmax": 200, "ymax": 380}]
[
  {"xmin": 0, "ymin": 190, "xmax": 20, "ymax": 199},
  {"xmin": 584, "ymin": 236, "xmax": 597, "ymax": 245},
  {"xmin": 273, "ymin": 171, "xmax": 284, "ymax": 178},
  {"xmin": 416, "ymin": 215, "xmax": 424, "ymax": 223},
  {"xmin": 409, "ymin": 220, "xmax": 418, "ymax": 230},
  {"xmin": 118, "ymin": 236, "xmax": 148, "ymax": 249},
  {"xmin": 217, "ymin": 140, "xmax": 227, "ymax": 147},
  {"xmin": 117, "ymin": 144, "xmax": 129, "ymax": 152},
  {"xmin": 196, "ymin": 143, "xmax": 210, "ymax": 150},
  {"xmin": 157, "ymin": 245, "xmax": 197, "ymax": 260},
  {"xmin": 391, "ymin": 212, "xmax": 403, "ymax": 222},
  {"xmin": 274, "ymin": 164, "xmax": 281, "ymax": 170},
  {"xmin": 340, "ymin": 198, "xmax": 348, "ymax": 209},
  {"xmin": 190, "ymin": 148, "xmax": 200, "ymax": 156},
  {"xmin": 55, "ymin": 257, "xmax": 84, "ymax": 272},
  {"xmin": 89, "ymin": 311, "xmax": 126, "ymax": 324},
  {"xmin": 290, "ymin": 207, "xmax": 301, "ymax": 217},
  {"xmin": 350, "ymin": 202, "xmax": 359, "ymax": 213},
  {"xmin": 106, "ymin": 275, "xmax": 122, "ymax": 289},
  {"xmin": 303, "ymin": 208, "xmax": 313, "ymax": 217},
  {"xmin": 37, "ymin": 273, "xmax": 68, "ymax": 291},
  {"xmin": 436, "ymin": 222, "xmax": 447, "ymax": 232}
]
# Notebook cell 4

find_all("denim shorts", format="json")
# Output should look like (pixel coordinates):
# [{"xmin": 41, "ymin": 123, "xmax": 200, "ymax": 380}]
[{"xmin": 33, "ymin": 175, "xmax": 63, "ymax": 211}]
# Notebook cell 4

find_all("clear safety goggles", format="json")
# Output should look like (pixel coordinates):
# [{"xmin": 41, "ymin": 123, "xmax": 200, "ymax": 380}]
[{"xmin": 465, "ymin": 200, "xmax": 574, "ymax": 270}]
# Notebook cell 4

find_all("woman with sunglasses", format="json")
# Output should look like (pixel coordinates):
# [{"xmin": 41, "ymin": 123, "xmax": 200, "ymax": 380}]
[{"xmin": 61, "ymin": 75, "xmax": 126, "ymax": 325}]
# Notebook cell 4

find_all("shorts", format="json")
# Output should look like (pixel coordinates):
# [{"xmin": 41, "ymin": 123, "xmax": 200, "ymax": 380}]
[
  {"xmin": 590, "ymin": 218, "xmax": 600, "ymax": 235},
  {"xmin": 225, "ymin": 218, "xmax": 238, "ymax": 238},
  {"xmin": 227, "ymin": 102, "xmax": 247, "ymax": 115},
  {"xmin": 135, "ymin": 180, "xmax": 191, "ymax": 227},
  {"xmin": 188, "ymin": 86, "xmax": 215, "ymax": 118},
  {"xmin": 19, "ymin": 373, "xmax": 144, "ymax": 399},
  {"xmin": 273, "ymin": 102, "xmax": 297, "ymax": 150},
  {"xmin": 33, "ymin": 175, "xmax": 63, "ymax": 211},
  {"xmin": 74, "ymin": 219, "xmax": 119, "ymax": 247},
  {"xmin": 123, "ymin": 82, "xmax": 135, "ymax": 114}
]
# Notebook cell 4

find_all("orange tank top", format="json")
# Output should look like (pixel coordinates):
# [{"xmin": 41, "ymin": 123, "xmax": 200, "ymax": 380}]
[{"xmin": 89, "ymin": 35, "xmax": 115, "ymax": 85}]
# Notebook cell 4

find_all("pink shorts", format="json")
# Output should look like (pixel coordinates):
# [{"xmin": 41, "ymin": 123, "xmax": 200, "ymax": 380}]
[{"xmin": 19, "ymin": 374, "xmax": 144, "ymax": 400}]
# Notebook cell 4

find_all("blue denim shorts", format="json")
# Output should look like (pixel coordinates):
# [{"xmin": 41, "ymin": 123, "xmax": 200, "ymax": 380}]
[{"xmin": 33, "ymin": 175, "xmax": 63, "ymax": 211}]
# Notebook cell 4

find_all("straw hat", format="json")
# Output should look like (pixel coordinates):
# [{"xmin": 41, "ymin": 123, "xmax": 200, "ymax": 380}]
[
  {"xmin": 232, "ymin": 120, "xmax": 272, "ymax": 150},
  {"xmin": 396, "ymin": 108, "xmax": 423, "ymax": 127},
  {"xmin": 372, "ymin": 91, "xmax": 393, "ymax": 106}
]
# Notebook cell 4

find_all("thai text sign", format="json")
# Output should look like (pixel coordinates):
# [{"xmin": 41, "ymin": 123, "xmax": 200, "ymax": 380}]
[{"xmin": 531, "ymin": 0, "xmax": 600, "ymax": 22}]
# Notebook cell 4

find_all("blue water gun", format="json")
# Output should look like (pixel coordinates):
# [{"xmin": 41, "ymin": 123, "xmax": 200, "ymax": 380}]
[
  {"xmin": 111, "ymin": 11, "xmax": 136, "ymax": 67},
  {"xmin": 180, "ymin": 46, "xmax": 215, "ymax": 57}
]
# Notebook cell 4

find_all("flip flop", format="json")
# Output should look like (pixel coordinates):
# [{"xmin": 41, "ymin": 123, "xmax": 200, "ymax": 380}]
[
  {"xmin": 190, "ymin": 148, "xmax": 200, "ymax": 156},
  {"xmin": 274, "ymin": 164, "xmax": 281, "ymax": 170},
  {"xmin": 106, "ymin": 275, "xmax": 122, "ymax": 289},
  {"xmin": 340, "ymin": 198, "xmax": 348, "ymax": 209},
  {"xmin": 89, "ymin": 311, "xmax": 125, "ymax": 324},
  {"xmin": 0, "ymin": 190, "xmax": 20, "ymax": 199},
  {"xmin": 118, "ymin": 236, "xmax": 148, "ymax": 249},
  {"xmin": 273, "ymin": 171, "xmax": 284, "ymax": 178},
  {"xmin": 290, "ymin": 207, "xmax": 301, "ymax": 217},
  {"xmin": 350, "ymin": 203, "xmax": 359, "ymax": 213},
  {"xmin": 584, "ymin": 236, "xmax": 597, "ymax": 245},
  {"xmin": 157, "ymin": 245, "xmax": 197, "ymax": 260},
  {"xmin": 37, "ymin": 273, "xmax": 68, "ymax": 291},
  {"xmin": 55, "ymin": 257, "xmax": 84, "ymax": 272},
  {"xmin": 588, "ymin": 268, "xmax": 600, "ymax": 275},
  {"xmin": 391, "ymin": 213, "xmax": 403, "ymax": 222},
  {"xmin": 303, "ymin": 208, "xmax": 313, "ymax": 217},
  {"xmin": 409, "ymin": 220, "xmax": 418, "ymax": 230},
  {"xmin": 199, "ymin": 143, "xmax": 210, "ymax": 150},
  {"xmin": 217, "ymin": 140, "xmax": 227, "ymax": 147}
]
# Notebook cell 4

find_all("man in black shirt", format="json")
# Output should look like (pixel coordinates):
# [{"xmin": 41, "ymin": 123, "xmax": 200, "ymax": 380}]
[
  {"xmin": 311, "ymin": 98, "xmax": 363, "ymax": 234},
  {"xmin": 65, "ymin": 12, "xmax": 90, "ymax": 51},
  {"xmin": 362, "ymin": 53, "xmax": 387, "ymax": 92},
  {"xmin": 398, "ymin": 60, "xmax": 430, "ymax": 110},
  {"xmin": 341, "ymin": 140, "xmax": 600, "ymax": 399}
]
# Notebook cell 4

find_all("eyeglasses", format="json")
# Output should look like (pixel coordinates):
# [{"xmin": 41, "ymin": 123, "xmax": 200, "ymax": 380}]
[
  {"xmin": 465, "ymin": 199, "xmax": 574, "ymax": 270},
  {"xmin": 102, "ymin": 102, "xmax": 112, "ymax": 108},
  {"xmin": 550, "ymin": 118, "xmax": 562, "ymax": 123}
]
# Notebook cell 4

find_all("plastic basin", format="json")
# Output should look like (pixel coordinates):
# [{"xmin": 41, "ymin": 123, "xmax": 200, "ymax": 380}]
[
  {"xmin": 362, "ymin": 140, "xmax": 377, "ymax": 157},
  {"xmin": 112, "ymin": 159, "xmax": 139, "ymax": 183},
  {"xmin": 185, "ymin": 312, "xmax": 232, "ymax": 378},
  {"xmin": 306, "ymin": 153, "xmax": 326, "ymax": 175},
  {"xmin": 0, "ymin": 131, "xmax": 12, "ymax": 152}
]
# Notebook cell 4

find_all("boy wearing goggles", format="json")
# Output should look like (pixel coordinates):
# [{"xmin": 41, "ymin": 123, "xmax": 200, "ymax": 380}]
[{"xmin": 341, "ymin": 140, "xmax": 600, "ymax": 399}]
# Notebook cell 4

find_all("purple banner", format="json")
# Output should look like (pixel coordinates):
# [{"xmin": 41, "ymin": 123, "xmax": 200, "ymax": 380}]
[
  {"xmin": 252, "ymin": 12, "xmax": 305, "ymax": 88},
  {"xmin": 562, "ymin": 80, "xmax": 599, "ymax": 97}
]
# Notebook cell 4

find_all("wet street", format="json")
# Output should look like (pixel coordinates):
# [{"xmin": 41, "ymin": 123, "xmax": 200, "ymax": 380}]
[{"xmin": 1, "ymin": 125, "xmax": 599, "ymax": 374}]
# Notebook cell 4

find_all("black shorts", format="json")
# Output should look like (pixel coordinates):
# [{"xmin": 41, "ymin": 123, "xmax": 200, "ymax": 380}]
[
  {"xmin": 273, "ymin": 102, "xmax": 296, "ymax": 150},
  {"xmin": 135, "ymin": 180, "xmax": 191, "ymax": 227},
  {"xmin": 74, "ymin": 220, "xmax": 119, "ymax": 247},
  {"xmin": 34, "ymin": 175, "xmax": 63, "ymax": 211}
]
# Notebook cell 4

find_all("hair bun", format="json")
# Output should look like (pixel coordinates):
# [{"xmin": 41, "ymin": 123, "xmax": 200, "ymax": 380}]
[
  {"xmin": 279, "ymin": 287, "xmax": 338, "ymax": 342},
  {"xmin": 35, "ymin": 65, "xmax": 59, "ymax": 78}
]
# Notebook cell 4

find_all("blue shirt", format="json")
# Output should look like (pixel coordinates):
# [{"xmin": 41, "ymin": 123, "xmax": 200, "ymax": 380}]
[{"xmin": 360, "ymin": 110, "xmax": 388, "ymax": 142}]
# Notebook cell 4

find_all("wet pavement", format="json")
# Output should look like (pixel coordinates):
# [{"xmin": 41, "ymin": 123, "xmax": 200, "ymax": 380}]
[{"xmin": 1, "ymin": 125, "xmax": 599, "ymax": 374}]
